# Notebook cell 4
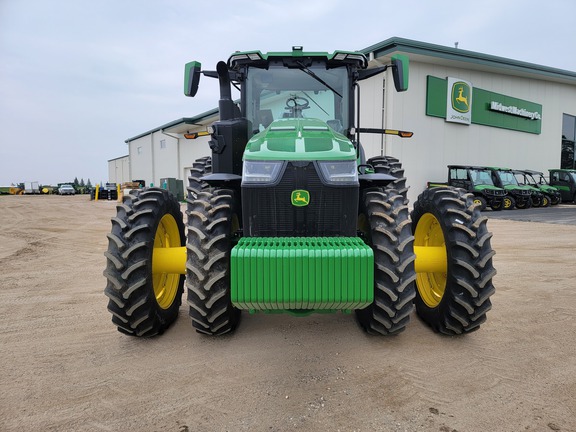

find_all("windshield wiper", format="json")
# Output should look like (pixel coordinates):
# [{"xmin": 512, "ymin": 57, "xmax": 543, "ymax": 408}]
[{"xmin": 295, "ymin": 61, "xmax": 342, "ymax": 98}]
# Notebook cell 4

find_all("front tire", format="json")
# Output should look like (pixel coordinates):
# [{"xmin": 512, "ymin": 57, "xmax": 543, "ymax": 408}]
[
  {"xmin": 187, "ymin": 156, "xmax": 212, "ymax": 201},
  {"xmin": 472, "ymin": 195, "xmax": 487, "ymax": 211},
  {"xmin": 367, "ymin": 156, "xmax": 409, "ymax": 204},
  {"xmin": 104, "ymin": 188, "xmax": 185, "ymax": 337},
  {"xmin": 503, "ymin": 196, "xmax": 515, "ymax": 210},
  {"xmin": 411, "ymin": 187, "xmax": 496, "ymax": 335},
  {"xmin": 186, "ymin": 189, "xmax": 241, "ymax": 335},
  {"xmin": 516, "ymin": 197, "xmax": 531, "ymax": 209},
  {"xmin": 355, "ymin": 189, "xmax": 416, "ymax": 335},
  {"xmin": 490, "ymin": 199, "xmax": 503, "ymax": 211}
]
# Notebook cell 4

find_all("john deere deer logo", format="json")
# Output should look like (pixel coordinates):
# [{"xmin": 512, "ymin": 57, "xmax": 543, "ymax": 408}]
[
  {"xmin": 291, "ymin": 190, "xmax": 310, "ymax": 207},
  {"xmin": 451, "ymin": 82, "xmax": 471, "ymax": 113}
]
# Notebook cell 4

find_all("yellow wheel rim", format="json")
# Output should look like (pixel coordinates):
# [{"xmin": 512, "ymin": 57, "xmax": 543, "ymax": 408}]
[
  {"xmin": 414, "ymin": 213, "xmax": 447, "ymax": 308},
  {"xmin": 152, "ymin": 214, "xmax": 181, "ymax": 309}
]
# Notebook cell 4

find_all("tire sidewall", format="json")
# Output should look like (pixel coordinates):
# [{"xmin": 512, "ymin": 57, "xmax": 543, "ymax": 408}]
[
  {"xmin": 411, "ymin": 191, "xmax": 457, "ymax": 325},
  {"xmin": 411, "ymin": 187, "xmax": 495, "ymax": 334},
  {"xmin": 131, "ymin": 189, "xmax": 185, "ymax": 327}
]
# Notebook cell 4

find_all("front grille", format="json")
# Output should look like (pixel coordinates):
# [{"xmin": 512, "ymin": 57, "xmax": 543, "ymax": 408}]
[
  {"xmin": 485, "ymin": 189, "xmax": 505, "ymax": 197},
  {"xmin": 242, "ymin": 162, "xmax": 358, "ymax": 237}
]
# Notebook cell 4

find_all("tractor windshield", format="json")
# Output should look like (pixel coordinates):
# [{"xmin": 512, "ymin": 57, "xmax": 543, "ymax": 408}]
[{"xmin": 244, "ymin": 64, "xmax": 349, "ymax": 134}]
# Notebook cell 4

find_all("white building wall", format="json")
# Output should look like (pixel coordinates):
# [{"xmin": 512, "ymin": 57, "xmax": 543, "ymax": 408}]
[
  {"xmin": 179, "ymin": 136, "xmax": 212, "ymax": 184},
  {"xmin": 108, "ymin": 156, "xmax": 130, "ymax": 184},
  {"xmin": 153, "ymin": 131, "xmax": 179, "ymax": 184},
  {"xmin": 128, "ymin": 130, "xmax": 195, "ymax": 187}
]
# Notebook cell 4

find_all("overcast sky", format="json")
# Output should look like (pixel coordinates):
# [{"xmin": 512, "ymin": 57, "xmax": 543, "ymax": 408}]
[{"xmin": 1, "ymin": 0, "xmax": 575, "ymax": 186}]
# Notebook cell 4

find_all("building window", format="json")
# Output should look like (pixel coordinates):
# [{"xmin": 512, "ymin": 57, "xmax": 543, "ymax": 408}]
[
  {"xmin": 137, "ymin": 146, "xmax": 142, "ymax": 155},
  {"xmin": 561, "ymin": 114, "xmax": 576, "ymax": 169},
  {"xmin": 160, "ymin": 139, "xmax": 166, "ymax": 149}
]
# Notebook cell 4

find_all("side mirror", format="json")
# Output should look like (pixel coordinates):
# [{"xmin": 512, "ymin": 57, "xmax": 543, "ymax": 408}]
[
  {"xmin": 184, "ymin": 61, "xmax": 202, "ymax": 97},
  {"xmin": 391, "ymin": 54, "xmax": 409, "ymax": 92}
]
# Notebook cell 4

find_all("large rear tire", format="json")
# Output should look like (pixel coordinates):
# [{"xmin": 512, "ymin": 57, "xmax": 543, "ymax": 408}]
[
  {"xmin": 104, "ymin": 188, "xmax": 185, "ymax": 337},
  {"xmin": 355, "ymin": 188, "xmax": 416, "ymax": 335},
  {"xmin": 186, "ymin": 189, "xmax": 241, "ymax": 335},
  {"xmin": 411, "ymin": 187, "xmax": 496, "ymax": 335}
]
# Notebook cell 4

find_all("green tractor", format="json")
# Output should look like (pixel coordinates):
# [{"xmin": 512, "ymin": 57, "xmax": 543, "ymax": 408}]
[{"xmin": 103, "ymin": 47, "xmax": 496, "ymax": 337}]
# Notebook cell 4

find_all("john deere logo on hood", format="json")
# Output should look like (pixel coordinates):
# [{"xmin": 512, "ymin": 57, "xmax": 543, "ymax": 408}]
[{"xmin": 291, "ymin": 190, "xmax": 310, "ymax": 207}]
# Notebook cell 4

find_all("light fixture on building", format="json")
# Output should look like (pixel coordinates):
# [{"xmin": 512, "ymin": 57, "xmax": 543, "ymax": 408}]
[{"xmin": 184, "ymin": 131, "xmax": 210, "ymax": 140}]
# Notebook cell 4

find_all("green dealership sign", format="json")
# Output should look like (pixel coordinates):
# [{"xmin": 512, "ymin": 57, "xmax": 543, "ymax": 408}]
[{"xmin": 426, "ymin": 76, "xmax": 542, "ymax": 134}]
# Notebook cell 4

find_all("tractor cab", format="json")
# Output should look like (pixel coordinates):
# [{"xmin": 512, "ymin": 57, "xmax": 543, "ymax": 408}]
[
  {"xmin": 234, "ymin": 49, "xmax": 358, "ymax": 135},
  {"xmin": 185, "ymin": 48, "xmax": 409, "ymax": 174}
]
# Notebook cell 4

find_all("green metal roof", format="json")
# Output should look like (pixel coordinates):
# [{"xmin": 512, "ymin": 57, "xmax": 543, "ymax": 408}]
[{"xmin": 361, "ymin": 37, "xmax": 576, "ymax": 83}]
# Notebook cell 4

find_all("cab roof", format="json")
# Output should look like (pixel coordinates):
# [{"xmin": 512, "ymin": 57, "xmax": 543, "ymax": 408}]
[{"xmin": 228, "ymin": 46, "xmax": 368, "ymax": 69}]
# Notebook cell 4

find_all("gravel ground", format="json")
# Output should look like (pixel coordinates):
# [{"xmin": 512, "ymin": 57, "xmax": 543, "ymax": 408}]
[{"xmin": 0, "ymin": 194, "xmax": 575, "ymax": 432}]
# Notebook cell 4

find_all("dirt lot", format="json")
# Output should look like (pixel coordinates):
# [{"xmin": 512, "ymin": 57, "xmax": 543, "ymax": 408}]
[{"xmin": 1, "ymin": 195, "xmax": 575, "ymax": 432}]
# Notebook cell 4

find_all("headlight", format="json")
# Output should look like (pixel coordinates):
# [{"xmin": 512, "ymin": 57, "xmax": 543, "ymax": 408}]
[
  {"xmin": 242, "ymin": 160, "xmax": 284, "ymax": 184},
  {"xmin": 317, "ymin": 160, "xmax": 358, "ymax": 185}
]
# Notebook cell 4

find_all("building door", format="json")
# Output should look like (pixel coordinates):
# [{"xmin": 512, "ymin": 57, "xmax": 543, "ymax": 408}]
[{"xmin": 561, "ymin": 114, "xmax": 576, "ymax": 169}]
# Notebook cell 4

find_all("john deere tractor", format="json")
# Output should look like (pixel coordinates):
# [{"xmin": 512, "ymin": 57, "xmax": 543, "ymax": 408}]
[{"xmin": 104, "ymin": 47, "xmax": 496, "ymax": 337}]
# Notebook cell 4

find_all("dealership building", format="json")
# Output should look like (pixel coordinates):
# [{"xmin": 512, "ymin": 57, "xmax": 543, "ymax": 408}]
[{"xmin": 109, "ymin": 37, "xmax": 576, "ymax": 205}]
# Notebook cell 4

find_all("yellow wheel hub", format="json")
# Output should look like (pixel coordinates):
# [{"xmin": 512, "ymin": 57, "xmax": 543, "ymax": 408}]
[
  {"xmin": 151, "ymin": 214, "xmax": 184, "ymax": 309},
  {"xmin": 413, "ymin": 213, "xmax": 448, "ymax": 308}
]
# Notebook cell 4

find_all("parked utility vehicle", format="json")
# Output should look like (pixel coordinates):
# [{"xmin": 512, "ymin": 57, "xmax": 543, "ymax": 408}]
[
  {"xmin": 103, "ymin": 47, "xmax": 496, "ymax": 337},
  {"xmin": 513, "ymin": 170, "xmax": 561, "ymax": 206},
  {"xmin": 428, "ymin": 165, "xmax": 507, "ymax": 211},
  {"xmin": 549, "ymin": 169, "xmax": 576, "ymax": 203},
  {"xmin": 486, "ymin": 167, "xmax": 534, "ymax": 209}
]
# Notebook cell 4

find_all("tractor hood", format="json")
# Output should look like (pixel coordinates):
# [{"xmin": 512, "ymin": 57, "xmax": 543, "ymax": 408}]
[{"xmin": 244, "ymin": 118, "xmax": 356, "ymax": 161}]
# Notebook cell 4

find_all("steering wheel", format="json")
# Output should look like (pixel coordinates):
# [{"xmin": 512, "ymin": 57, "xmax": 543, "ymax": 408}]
[{"xmin": 285, "ymin": 96, "xmax": 310, "ymax": 117}]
